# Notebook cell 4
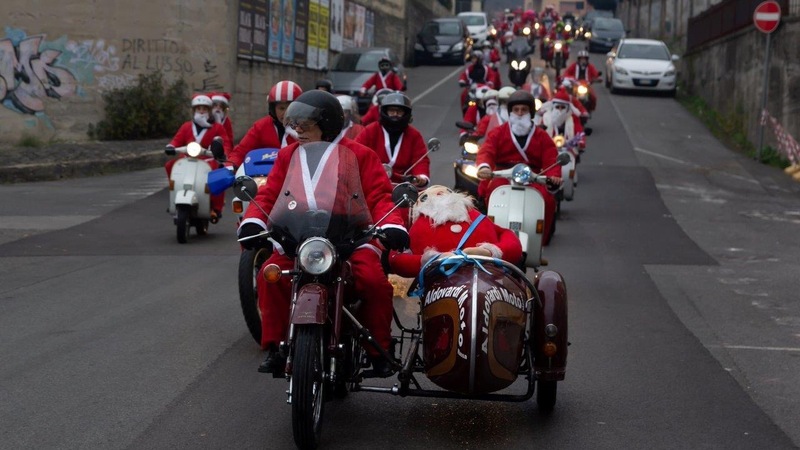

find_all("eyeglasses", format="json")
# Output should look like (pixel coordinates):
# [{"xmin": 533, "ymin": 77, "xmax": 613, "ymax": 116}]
[
  {"xmin": 285, "ymin": 120, "xmax": 319, "ymax": 130},
  {"xmin": 553, "ymin": 104, "xmax": 568, "ymax": 110},
  {"xmin": 379, "ymin": 63, "xmax": 391, "ymax": 69}
]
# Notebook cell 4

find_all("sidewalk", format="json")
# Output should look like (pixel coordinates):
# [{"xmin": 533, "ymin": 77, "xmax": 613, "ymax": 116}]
[{"xmin": 0, "ymin": 139, "xmax": 167, "ymax": 183}]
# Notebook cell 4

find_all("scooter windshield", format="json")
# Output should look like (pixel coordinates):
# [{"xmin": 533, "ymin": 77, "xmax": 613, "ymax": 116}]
[{"xmin": 268, "ymin": 142, "xmax": 373, "ymax": 258}]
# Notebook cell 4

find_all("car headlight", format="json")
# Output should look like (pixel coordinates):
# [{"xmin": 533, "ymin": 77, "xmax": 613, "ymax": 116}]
[
  {"xmin": 664, "ymin": 69, "xmax": 676, "ymax": 77},
  {"xmin": 461, "ymin": 163, "xmax": 479, "ymax": 179},
  {"xmin": 615, "ymin": 65, "xmax": 628, "ymax": 75},
  {"xmin": 577, "ymin": 85, "xmax": 588, "ymax": 95},
  {"xmin": 464, "ymin": 141, "xmax": 479, "ymax": 155},
  {"xmin": 452, "ymin": 42, "xmax": 464, "ymax": 52},
  {"xmin": 554, "ymin": 42, "xmax": 563, "ymax": 50},
  {"xmin": 414, "ymin": 42, "xmax": 424, "ymax": 51},
  {"xmin": 298, "ymin": 237, "xmax": 336, "ymax": 275},
  {"xmin": 187, "ymin": 142, "xmax": 202, "ymax": 157}
]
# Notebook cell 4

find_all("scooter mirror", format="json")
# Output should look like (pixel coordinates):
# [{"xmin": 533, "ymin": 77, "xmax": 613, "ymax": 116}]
[
  {"xmin": 584, "ymin": 127, "xmax": 593, "ymax": 136},
  {"xmin": 382, "ymin": 163, "xmax": 393, "ymax": 178},
  {"xmin": 210, "ymin": 137, "xmax": 226, "ymax": 161},
  {"xmin": 557, "ymin": 152, "xmax": 571, "ymax": 166},
  {"xmin": 392, "ymin": 182, "xmax": 419, "ymax": 206},
  {"xmin": 426, "ymin": 137, "xmax": 441, "ymax": 152},
  {"xmin": 455, "ymin": 121, "xmax": 476, "ymax": 131},
  {"xmin": 234, "ymin": 176, "xmax": 259, "ymax": 201}
]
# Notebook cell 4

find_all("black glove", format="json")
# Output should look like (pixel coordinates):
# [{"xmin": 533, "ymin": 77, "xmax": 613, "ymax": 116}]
[
  {"xmin": 165, "ymin": 145, "xmax": 176, "ymax": 156},
  {"xmin": 239, "ymin": 223, "xmax": 273, "ymax": 252},
  {"xmin": 381, "ymin": 250, "xmax": 392, "ymax": 276},
  {"xmin": 210, "ymin": 137, "xmax": 226, "ymax": 162},
  {"xmin": 380, "ymin": 227, "xmax": 410, "ymax": 251}
]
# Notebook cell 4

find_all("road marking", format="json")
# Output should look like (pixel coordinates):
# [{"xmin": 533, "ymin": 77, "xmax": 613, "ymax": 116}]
[
  {"xmin": 712, "ymin": 344, "xmax": 800, "ymax": 352},
  {"xmin": 411, "ymin": 66, "xmax": 463, "ymax": 105},
  {"xmin": 634, "ymin": 146, "xmax": 691, "ymax": 165}
]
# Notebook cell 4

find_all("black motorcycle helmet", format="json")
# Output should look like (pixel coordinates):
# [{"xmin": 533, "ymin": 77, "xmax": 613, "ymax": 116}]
[
  {"xmin": 379, "ymin": 92, "xmax": 412, "ymax": 132},
  {"xmin": 378, "ymin": 57, "xmax": 392, "ymax": 72},
  {"xmin": 315, "ymin": 78, "xmax": 333, "ymax": 92},
  {"xmin": 283, "ymin": 90, "xmax": 344, "ymax": 142},
  {"xmin": 506, "ymin": 90, "xmax": 535, "ymax": 113}
]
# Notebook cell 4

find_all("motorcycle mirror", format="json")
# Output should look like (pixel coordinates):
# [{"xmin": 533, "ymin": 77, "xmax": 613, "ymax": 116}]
[
  {"xmin": 426, "ymin": 137, "xmax": 440, "ymax": 152},
  {"xmin": 210, "ymin": 137, "xmax": 226, "ymax": 161},
  {"xmin": 557, "ymin": 152, "xmax": 571, "ymax": 166},
  {"xmin": 234, "ymin": 176, "xmax": 259, "ymax": 201},
  {"xmin": 584, "ymin": 127, "xmax": 593, "ymax": 136},
  {"xmin": 455, "ymin": 120, "xmax": 476, "ymax": 131},
  {"xmin": 392, "ymin": 182, "xmax": 419, "ymax": 206}
]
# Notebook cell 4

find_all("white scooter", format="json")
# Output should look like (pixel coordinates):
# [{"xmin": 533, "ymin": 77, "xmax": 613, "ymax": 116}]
[
  {"xmin": 166, "ymin": 138, "xmax": 225, "ymax": 244},
  {"xmin": 486, "ymin": 152, "xmax": 570, "ymax": 268},
  {"xmin": 552, "ymin": 133, "xmax": 584, "ymax": 202}
]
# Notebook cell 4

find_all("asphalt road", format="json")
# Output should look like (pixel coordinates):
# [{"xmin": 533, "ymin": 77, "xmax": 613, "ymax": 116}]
[{"xmin": 1, "ymin": 47, "xmax": 799, "ymax": 449}]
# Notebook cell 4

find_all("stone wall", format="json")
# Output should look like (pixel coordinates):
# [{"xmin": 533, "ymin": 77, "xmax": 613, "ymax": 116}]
[
  {"xmin": 617, "ymin": 0, "xmax": 722, "ymax": 50},
  {"xmin": 0, "ymin": 0, "xmax": 433, "ymax": 145}
]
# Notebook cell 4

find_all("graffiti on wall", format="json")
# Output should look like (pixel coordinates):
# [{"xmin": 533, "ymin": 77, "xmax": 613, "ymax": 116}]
[{"xmin": 0, "ymin": 30, "xmax": 79, "ymax": 114}]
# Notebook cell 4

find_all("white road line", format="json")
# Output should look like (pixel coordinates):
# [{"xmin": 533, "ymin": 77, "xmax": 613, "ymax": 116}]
[
  {"xmin": 634, "ymin": 146, "xmax": 692, "ymax": 165},
  {"xmin": 410, "ymin": 66, "xmax": 463, "ymax": 105},
  {"xmin": 712, "ymin": 344, "xmax": 800, "ymax": 352}
]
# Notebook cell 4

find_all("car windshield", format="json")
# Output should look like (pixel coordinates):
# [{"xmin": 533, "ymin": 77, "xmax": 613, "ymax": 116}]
[
  {"xmin": 331, "ymin": 51, "xmax": 386, "ymax": 72},
  {"xmin": 618, "ymin": 43, "xmax": 670, "ymax": 60},
  {"xmin": 594, "ymin": 18, "xmax": 624, "ymax": 31},
  {"xmin": 423, "ymin": 21, "xmax": 462, "ymax": 36},
  {"xmin": 460, "ymin": 16, "xmax": 486, "ymax": 26}
]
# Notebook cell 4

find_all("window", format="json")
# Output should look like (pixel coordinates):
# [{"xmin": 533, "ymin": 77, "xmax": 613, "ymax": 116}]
[{"xmin": 618, "ymin": 43, "xmax": 670, "ymax": 60}]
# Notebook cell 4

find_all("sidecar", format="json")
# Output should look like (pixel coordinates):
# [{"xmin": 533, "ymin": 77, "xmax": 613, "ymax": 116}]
[{"xmin": 355, "ymin": 255, "xmax": 568, "ymax": 412}]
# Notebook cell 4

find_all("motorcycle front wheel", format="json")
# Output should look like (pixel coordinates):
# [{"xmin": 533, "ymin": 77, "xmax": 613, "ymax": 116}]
[
  {"xmin": 176, "ymin": 205, "xmax": 191, "ymax": 244},
  {"xmin": 292, "ymin": 326, "xmax": 325, "ymax": 449},
  {"xmin": 238, "ymin": 248, "xmax": 269, "ymax": 344},
  {"xmin": 537, "ymin": 379, "xmax": 557, "ymax": 413}
]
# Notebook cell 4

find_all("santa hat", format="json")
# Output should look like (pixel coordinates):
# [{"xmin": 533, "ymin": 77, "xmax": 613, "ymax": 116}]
[
  {"xmin": 552, "ymin": 87, "xmax": 571, "ymax": 105},
  {"xmin": 191, "ymin": 93, "xmax": 213, "ymax": 107},
  {"xmin": 210, "ymin": 92, "xmax": 231, "ymax": 105}
]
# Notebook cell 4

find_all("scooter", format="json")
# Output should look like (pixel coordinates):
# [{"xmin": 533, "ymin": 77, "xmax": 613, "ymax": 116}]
[
  {"xmin": 552, "ymin": 133, "xmax": 584, "ymax": 203},
  {"xmin": 453, "ymin": 121, "xmax": 482, "ymax": 207},
  {"xmin": 167, "ymin": 138, "xmax": 225, "ymax": 244},
  {"xmin": 486, "ymin": 152, "xmax": 570, "ymax": 268}
]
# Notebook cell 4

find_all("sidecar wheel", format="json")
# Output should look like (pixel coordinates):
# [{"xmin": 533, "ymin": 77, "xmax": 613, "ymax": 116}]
[
  {"xmin": 292, "ymin": 326, "xmax": 325, "ymax": 449},
  {"xmin": 537, "ymin": 380, "xmax": 557, "ymax": 413},
  {"xmin": 238, "ymin": 248, "xmax": 269, "ymax": 344},
  {"xmin": 176, "ymin": 206, "xmax": 190, "ymax": 244}
]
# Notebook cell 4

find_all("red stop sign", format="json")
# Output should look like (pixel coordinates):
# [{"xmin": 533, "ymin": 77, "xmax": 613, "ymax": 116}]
[{"xmin": 754, "ymin": 1, "xmax": 781, "ymax": 33}]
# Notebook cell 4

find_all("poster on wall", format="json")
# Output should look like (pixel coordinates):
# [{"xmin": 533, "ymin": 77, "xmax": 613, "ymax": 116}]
[
  {"xmin": 329, "ymin": 0, "xmax": 343, "ymax": 52},
  {"xmin": 343, "ymin": 1, "xmax": 355, "ymax": 49},
  {"xmin": 294, "ymin": 0, "xmax": 308, "ymax": 67},
  {"xmin": 281, "ymin": 0, "xmax": 296, "ymax": 64},
  {"xmin": 252, "ymin": 0, "xmax": 268, "ymax": 61},
  {"xmin": 354, "ymin": 4, "xmax": 365, "ymax": 48},
  {"xmin": 237, "ymin": 0, "xmax": 255, "ymax": 60},
  {"xmin": 268, "ymin": 0, "xmax": 282, "ymax": 62},
  {"xmin": 365, "ymin": 9, "xmax": 374, "ymax": 48},
  {"xmin": 307, "ymin": 0, "xmax": 319, "ymax": 69},
  {"xmin": 318, "ymin": 0, "xmax": 330, "ymax": 69}
]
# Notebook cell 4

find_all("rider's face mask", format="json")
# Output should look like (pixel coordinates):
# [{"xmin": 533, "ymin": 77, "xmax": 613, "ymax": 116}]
[
  {"xmin": 579, "ymin": 59, "xmax": 588, "ymax": 67},
  {"xmin": 379, "ymin": 63, "xmax": 391, "ymax": 74}
]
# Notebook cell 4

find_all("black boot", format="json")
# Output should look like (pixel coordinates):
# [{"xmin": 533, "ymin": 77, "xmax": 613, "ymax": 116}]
[
  {"xmin": 366, "ymin": 354, "xmax": 396, "ymax": 378},
  {"xmin": 258, "ymin": 345, "xmax": 285, "ymax": 374}
]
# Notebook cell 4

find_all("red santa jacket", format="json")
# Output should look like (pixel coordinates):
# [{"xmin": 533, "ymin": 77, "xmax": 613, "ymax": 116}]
[
  {"xmin": 361, "ymin": 105, "xmax": 380, "ymax": 126},
  {"xmin": 475, "ymin": 111, "xmax": 507, "ymax": 138},
  {"xmin": 459, "ymin": 63, "xmax": 490, "ymax": 86},
  {"xmin": 563, "ymin": 62, "xmax": 600, "ymax": 82},
  {"xmin": 463, "ymin": 104, "xmax": 483, "ymax": 127},
  {"xmin": 220, "ymin": 118, "xmax": 234, "ymax": 143},
  {"xmin": 476, "ymin": 122, "xmax": 560, "ymax": 177},
  {"xmin": 389, "ymin": 209, "xmax": 523, "ymax": 278},
  {"xmin": 228, "ymin": 115, "xmax": 296, "ymax": 168},
  {"xmin": 241, "ymin": 137, "xmax": 405, "ymax": 232},
  {"xmin": 354, "ymin": 122, "xmax": 430, "ymax": 184},
  {"xmin": 361, "ymin": 71, "xmax": 404, "ymax": 92},
  {"xmin": 342, "ymin": 122, "xmax": 365, "ymax": 140},
  {"xmin": 169, "ymin": 121, "xmax": 232, "ymax": 154}
]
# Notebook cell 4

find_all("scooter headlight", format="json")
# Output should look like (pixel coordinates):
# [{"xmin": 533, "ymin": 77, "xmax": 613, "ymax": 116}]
[
  {"xmin": 518, "ymin": 60, "xmax": 528, "ymax": 70},
  {"xmin": 523, "ymin": 27, "xmax": 531, "ymax": 35},
  {"xmin": 564, "ymin": 24, "xmax": 572, "ymax": 32},
  {"xmin": 511, "ymin": 164, "xmax": 533, "ymax": 184},
  {"xmin": 534, "ymin": 98, "xmax": 543, "ymax": 111},
  {"xmin": 553, "ymin": 135, "xmax": 566, "ymax": 148},
  {"xmin": 464, "ymin": 141, "xmax": 479, "ymax": 155},
  {"xmin": 461, "ymin": 163, "xmax": 479, "ymax": 179},
  {"xmin": 511, "ymin": 60, "xmax": 519, "ymax": 70},
  {"xmin": 577, "ymin": 85, "xmax": 589, "ymax": 95},
  {"xmin": 298, "ymin": 237, "xmax": 336, "ymax": 275},
  {"xmin": 535, "ymin": 23, "xmax": 540, "ymax": 30},
  {"xmin": 554, "ymin": 42, "xmax": 563, "ymax": 51},
  {"xmin": 187, "ymin": 142, "xmax": 202, "ymax": 158}
]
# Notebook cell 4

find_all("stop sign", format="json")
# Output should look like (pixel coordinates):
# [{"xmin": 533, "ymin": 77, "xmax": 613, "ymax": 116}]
[{"xmin": 754, "ymin": 0, "xmax": 781, "ymax": 33}]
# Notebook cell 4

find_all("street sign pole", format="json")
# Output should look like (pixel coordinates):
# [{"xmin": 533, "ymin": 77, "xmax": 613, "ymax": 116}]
[{"xmin": 756, "ymin": 31, "xmax": 771, "ymax": 162}]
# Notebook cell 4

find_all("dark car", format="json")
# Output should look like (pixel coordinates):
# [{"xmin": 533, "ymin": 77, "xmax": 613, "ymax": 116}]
[
  {"xmin": 326, "ymin": 47, "xmax": 407, "ymax": 115},
  {"xmin": 587, "ymin": 17, "xmax": 626, "ymax": 53},
  {"xmin": 414, "ymin": 18, "xmax": 471, "ymax": 65},
  {"xmin": 578, "ymin": 9, "xmax": 614, "ymax": 40}
]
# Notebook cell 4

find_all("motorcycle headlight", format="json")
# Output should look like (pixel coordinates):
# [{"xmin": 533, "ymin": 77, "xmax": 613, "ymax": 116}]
[
  {"xmin": 511, "ymin": 60, "xmax": 519, "ymax": 70},
  {"xmin": 490, "ymin": 28, "xmax": 497, "ymax": 36},
  {"xmin": 464, "ymin": 142, "xmax": 479, "ymax": 155},
  {"xmin": 461, "ymin": 163, "xmax": 479, "ymax": 179},
  {"xmin": 553, "ymin": 135, "xmax": 566, "ymax": 148},
  {"xmin": 519, "ymin": 60, "xmax": 527, "ymax": 70},
  {"xmin": 577, "ymin": 85, "xmax": 588, "ymax": 95},
  {"xmin": 187, "ymin": 142, "xmax": 202, "ymax": 158},
  {"xmin": 585, "ymin": 31, "xmax": 592, "ymax": 38},
  {"xmin": 298, "ymin": 237, "xmax": 336, "ymax": 275},
  {"xmin": 511, "ymin": 164, "xmax": 533, "ymax": 184},
  {"xmin": 523, "ymin": 27, "xmax": 531, "ymax": 35},
  {"xmin": 535, "ymin": 23, "xmax": 540, "ymax": 30},
  {"xmin": 554, "ymin": 42, "xmax": 563, "ymax": 51},
  {"xmin": 452, "ymin": 41, "xmax": 464, "ymax": 52},
  {"xmin": 565, "ymin": 24, "xmax": 572, "ymax": 32}
]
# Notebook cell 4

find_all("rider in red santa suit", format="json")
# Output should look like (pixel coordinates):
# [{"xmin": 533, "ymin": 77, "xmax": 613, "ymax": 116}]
[
  {"xmin": 476, "ymin": 90, "xmax": 562, "ymax": 245},
  {"xmin": 227, "ymin": 80, "xmax": 302, "ymax": 169},
  {"xmin": 538, "ymin": 87, "xmax": 586, "ymax": 149},
  {"xmin": 474, "ymin": 86, "xmax": 513, "ymax": 138},
  {"xmin": 387, "ymin": 185, "xmax": 523, "ymax": 278},
  {"xmin": 563, "ymin": 50, "xmax": 600, "ymax": 113},
  {"xmin": 165, "ymin": 93, "xmax": 232, "ymax": 220},
  {"xmin": 360, "ymin": 88, "xmax": 394, "ymax": 126},
  {"xmin": 459, "ymin": 50, "xmax": 491, "ymax": 108},
  {"xmin": 360, "ymin": 57, "xmax": 404, "ymax": 95},
  {"xmin": 209, "ymin": 92, "xmax": 234, "ymax": 142},
  {"xmin": 237, "ymin": 90, "xmax": 409, "ymax": 377}
]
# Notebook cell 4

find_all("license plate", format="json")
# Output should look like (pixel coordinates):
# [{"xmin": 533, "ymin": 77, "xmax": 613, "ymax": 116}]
[
  {"xmin": 433, "ymin": 52, "xmax": 442, "ymax": 58},
  {"xmin": 635, "ymin": 79, "xmax": 658, "ymax": 86}
]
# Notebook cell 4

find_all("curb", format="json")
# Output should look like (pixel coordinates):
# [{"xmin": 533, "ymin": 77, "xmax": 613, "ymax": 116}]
[{"xmin": 0, "ymin": 151, "xmax": 168, "ymax": 184}]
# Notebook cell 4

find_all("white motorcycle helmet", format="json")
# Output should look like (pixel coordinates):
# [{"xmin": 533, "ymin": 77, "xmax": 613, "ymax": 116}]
[
  {"xmin": 336, "ymin": 95, "xmax": 358, "ymax": 123},
  {"xmin": 372, "ymin": 88, "xmax": 394, "ymax": 107},
  {"xmin": 497, "ymin": 86, "xmax": 516, "ymax": 104}
]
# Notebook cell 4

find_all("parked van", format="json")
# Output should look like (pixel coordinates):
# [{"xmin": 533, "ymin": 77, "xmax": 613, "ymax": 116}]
[{"xmin": 457, "ymin": 11, "xmax": 489, "ymax": 43}]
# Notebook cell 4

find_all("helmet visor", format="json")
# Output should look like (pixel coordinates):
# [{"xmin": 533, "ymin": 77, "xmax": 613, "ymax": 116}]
[{"xmin": 283, "ymin": 102, "xmax": 323, "ymax": 129}]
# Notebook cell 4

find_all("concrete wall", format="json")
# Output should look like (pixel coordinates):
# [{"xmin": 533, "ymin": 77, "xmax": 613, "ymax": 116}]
[
  {"xmin": 617, "ymin": 0, "xmax": 722, "ymax": 50},
  {"xmin": 0, "ymin": 0, "xmax": 435, "ymax": 145}
]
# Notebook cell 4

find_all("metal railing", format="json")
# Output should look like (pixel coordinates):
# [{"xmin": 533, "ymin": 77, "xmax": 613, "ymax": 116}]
[
  {"xmin": 687, "ymin": 0, "xmax": 790, "ymax": 52},
  {"xmin": 791, "ymin": 0, "xmax": 800, "ymax": 16}
]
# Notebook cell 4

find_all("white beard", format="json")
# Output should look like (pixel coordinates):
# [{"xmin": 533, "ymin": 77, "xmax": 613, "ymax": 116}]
[
  {"xmin": 285, "ymin": 127, "xmax": 299, "ymax": 140},
  {"xmin": 545, "ymin": 107, "xmax": 569, "ymax": 129},
  {"xmin": 509, "ymin": 113, "xmax": 532, "ymax": 136},
  {"xmin": 412, "ymin": 189, "xmax": 473, "ymax": 226},
  {"xmin": 193, "ymin": 113, "xmax": 211, "ymax": 128},
  {"xmin": 485, "ymin": 103, "xmax": 498, "ymax": 116},
  {"xmin": 212, "ymin": 110, "xmax": 225, "ymax": 124},
  {"xmin": 498, "ymin": 108, "xmax": 509, "ymax": 122}
]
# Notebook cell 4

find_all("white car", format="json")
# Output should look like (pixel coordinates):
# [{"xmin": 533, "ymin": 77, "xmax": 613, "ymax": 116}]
[
  {"xmin": 457, "ymin": 11, "xmax": 489, "ymax": 43},
  {"xmin": 605, "ymin": 38, "xmax": 679, "ymax": 96}
]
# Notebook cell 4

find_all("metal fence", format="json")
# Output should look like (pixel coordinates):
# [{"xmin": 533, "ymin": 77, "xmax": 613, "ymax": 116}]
[{"xmin": 687, "ymin": 0, "xmax": 791, "ymax": 52}]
